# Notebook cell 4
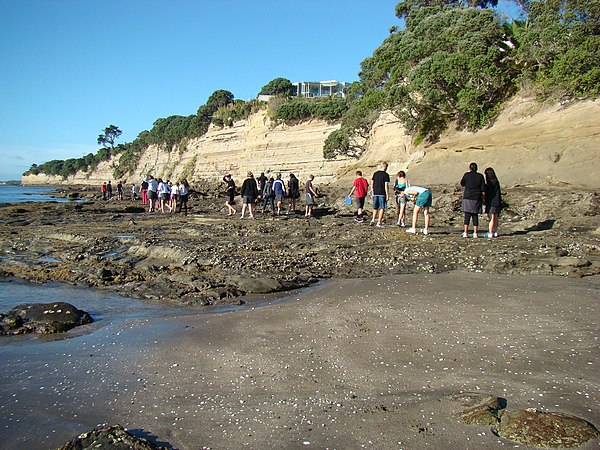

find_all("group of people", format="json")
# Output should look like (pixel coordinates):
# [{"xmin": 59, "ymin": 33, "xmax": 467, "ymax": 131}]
[
  {"xmin": 99, "ymin": 162, "xmax": 501, "ymax": 237},
  {"xmin": 347, "ymin": 161, "xmax": 433, "ymax": 234},
  {"xmin": 346, "ymin": 160, "xmax": 501, "ymax": 238},
  {"xmin": 460, "ymin": 162, "xmax": 501, "ymax": 239},
  {"xmin": 100, "ymin": 181, "xmax": 125, "ymax": 201},
  {"xmin": 111, "ymin": 177, "xmax": 190, "ymax": 214},
  {"xmin": 222, "ymin": 172, "xmax": 318, "ymax": 219}
]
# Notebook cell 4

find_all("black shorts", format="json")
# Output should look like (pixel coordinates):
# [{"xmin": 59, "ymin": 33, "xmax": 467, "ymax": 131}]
[
  {"xmin": 148, "ymin": 191, "xmax": 158, "ymax": 200},
  {"xmin": 356, "ymin": 196, "xmax": 365, "ymax": 209}
]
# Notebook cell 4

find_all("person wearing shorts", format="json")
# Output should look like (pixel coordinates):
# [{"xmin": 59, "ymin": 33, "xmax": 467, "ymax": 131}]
[
  {"xmin": 273, "ymin": 173, "xmax": 286, "ymax": 215},
  {"xmin": 348, "ymin": 170, "xmax": 369, "ymax": 222},
  {"xmin": 402, "ymin": 186, "xmax": 432, "ymax": 235},
  {"xmin": 371, "ymin": 161, "xmax": 390, "ymax": 227},
  {"xmin": 147, "ymin": 176, "xmax": 158, "ymax": 212},
  {"xmin": 240, "ymin": 172, "xmax": 258, "ymax": 219}
]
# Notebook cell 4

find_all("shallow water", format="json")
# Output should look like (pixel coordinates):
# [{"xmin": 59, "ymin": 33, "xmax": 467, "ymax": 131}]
[
  {"xmin": 0, "ymin": 185, "xmax": 77, "ymax": 203},
  {"xmin": 0, "ymin": 280, "xmax": 311, "ymax": 448},
  {"xmin": 0, "ymin": 280, "xmax": 191, "ymax": 344}
]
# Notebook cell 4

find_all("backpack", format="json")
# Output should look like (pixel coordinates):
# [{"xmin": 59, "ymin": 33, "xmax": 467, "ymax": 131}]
[{"xmin": 263, "ymin": 181, "xmax": 273, "ymax": 197}]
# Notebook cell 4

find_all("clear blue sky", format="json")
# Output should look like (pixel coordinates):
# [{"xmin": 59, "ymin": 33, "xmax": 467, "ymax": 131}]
[{"xmin": 0, "ymin": 0, "xmax": 522, "ymax": 181}]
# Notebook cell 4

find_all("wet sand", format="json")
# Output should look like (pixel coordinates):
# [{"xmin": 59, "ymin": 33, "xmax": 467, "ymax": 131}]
[{"xmin": 1, "ymin": 272, "xmax": 598, "ymax": 449}]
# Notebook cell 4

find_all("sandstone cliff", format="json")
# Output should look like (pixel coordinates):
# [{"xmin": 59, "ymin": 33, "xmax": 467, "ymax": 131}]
[{"xmin": 22, "ymin": 96, "xmax": 600, "ymax": 189}]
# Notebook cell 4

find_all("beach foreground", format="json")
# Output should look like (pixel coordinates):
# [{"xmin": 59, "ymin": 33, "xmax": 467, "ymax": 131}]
[{"xmin": 2, "ymin": 272, "xmax": 598, "ymax": 449}]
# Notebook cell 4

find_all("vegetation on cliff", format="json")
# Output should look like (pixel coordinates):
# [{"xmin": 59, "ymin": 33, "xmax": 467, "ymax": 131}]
[
  {"xmin": 324, "ymin": 0, "xmax": 599, "ymax": 158},
  {"xmin": 25, "ymin": 0, "xmax": 599, "ymax": 177}
]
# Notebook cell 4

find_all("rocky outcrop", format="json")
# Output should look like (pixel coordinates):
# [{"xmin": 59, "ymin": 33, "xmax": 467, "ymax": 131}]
[
  {"xmin": 0, "ymin": 302, "xmax": 93, "ymax": 335},
  {"xmin": 56, "ymin": 424, "xmax": 170, "ymax": 450},
  {"xmin": 450, "ymin": 392, "xmax": 599, "ymax": 448}
]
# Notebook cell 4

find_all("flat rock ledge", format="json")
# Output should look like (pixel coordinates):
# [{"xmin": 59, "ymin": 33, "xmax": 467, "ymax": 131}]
[
  {"xmin": 56, "ymin": 424, "xmax": 170, "ymax": 450},
  {"xmin": 0, "ymin": 301, "xmax": 93, "ymax": 335},
  {"xmin": 451, "ymin": 392, "xmax": 599, "ymax": 448}
]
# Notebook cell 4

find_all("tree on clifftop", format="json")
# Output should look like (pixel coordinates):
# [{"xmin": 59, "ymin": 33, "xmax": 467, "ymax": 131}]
[
  {"xmin": 259, "ymin": 77, "xmax": 295, "ymax": 97},
  {"xmin": 206, "ymin": 90, "xmax": 234, "ymax": 111},
  {"xmin": 97, "ymin": 125, "xmax": 122, "ymax": 149}
]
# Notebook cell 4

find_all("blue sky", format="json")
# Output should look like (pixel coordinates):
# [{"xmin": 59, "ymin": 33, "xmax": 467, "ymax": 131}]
[{"xmin": 0, "ymin": 0, "xmax": 522, "ymax": 181}]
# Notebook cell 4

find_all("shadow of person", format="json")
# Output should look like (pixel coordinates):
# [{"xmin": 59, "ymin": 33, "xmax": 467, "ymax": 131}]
[{"xmin": 126, "ymin": 428, "xmax": 174, "ymax": 449}]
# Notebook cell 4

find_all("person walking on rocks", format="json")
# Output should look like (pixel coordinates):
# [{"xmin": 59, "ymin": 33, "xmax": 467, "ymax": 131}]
[
  {"xmin": 158, "ymin": 178, "xmax": 171, "ymax": 213},
  {"xmin": 131, "ymin": 183, "xmax": 138, "ymax": 201},
  {"xmin": 106, "ymin": 181, "xmax": 113, "ymax": 200},
  {"xmin": 116, "ymin": 181, "xmax": 124, "ymax": 201},
  {"xmin": 261, "ymin": 177, "xmax": 275, "ymax": 214},
  {"xmin": 305, "ymin": 175, "xmax": 317, "ymax": 218},
  {"xmin": 484, "ymin": 167, "xmax": 501, "ymax": 238},
  {"xmin": 348, "ymin": 170, "xmax": 369, "ymax": 222},
  {"xmin": 223, "ymin": 174, "xmax": 236, "ymax": 216},
  {"xmin": 257, "ymin": 172, "xmax": 268, "ymax": 201},
  {"xmin": 179, "ymin": 179, "xmax": 190, "ymax": 215},
  {"xmin": 287, "ymin": 173, "xmax": 300, "ymax": 214},
  {"xmin": 273, "ymin": 173, "xmax": 286, "ymax": 215},
  {"xmin": 147, "ymin": 176, "xmax": 158, "ymax": 212},
  {"xmin": 141, "ymin": 178, "xmax": 149, "ymax": 205},
  {"xmin": 402, "ymin": 185, "xmax": 432, "ymax": 235},
  {"xmin": 460, "ymin": 162, "xmax": 485, "ymax": 238},
  {"xmin": 394, "ymin": 171, "xmax": 410, "ymax": 227},
  {"xmin": 170, "ymin": 181, "xmax": 179, "ymax": 213},
  {"xmin": 240, "ymin": 172, "xmax": 258, "ymax": 219},
  {"xmin": 371, "ymin": 161, "xmax": 390, "ymax": 227},
  {"xmin": 101, "ymin": 182, "xmax": 107, "ymax": 201}
]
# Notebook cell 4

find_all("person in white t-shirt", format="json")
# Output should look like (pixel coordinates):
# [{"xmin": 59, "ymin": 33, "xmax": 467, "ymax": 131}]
[{"xmin": 401, "ymin": 186, "xmax": 432, "ymax": 235}]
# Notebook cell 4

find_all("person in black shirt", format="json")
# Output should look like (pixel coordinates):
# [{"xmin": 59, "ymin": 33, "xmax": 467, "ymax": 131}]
[
  {"xmin": 484, "ymin": 167, "xmax": 501, "ymax": 238},
  {"xmin": 240, "ymin": 172, "xmax": 259, "ymax": 219},
  {"xmin": 287, "ymin": 173, "xmax": 300, "ymax": 214},
  {"xmin": 223, "ymin": 174, "xmax": 236, "ymax": 216},
  {"xmin": 371, "ymin": 161, "xmax": 390, "ymax": 227},
  {"xmin": 460, "ymin": 162, "xmax": 485, "ymax": 238}
]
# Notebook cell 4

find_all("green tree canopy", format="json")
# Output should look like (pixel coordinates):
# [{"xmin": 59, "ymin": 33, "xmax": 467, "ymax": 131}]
[
  {"xmin": 259, "ymin": 77, "xmax": 295, "ymax": 96},
  {"xmin": 516, "ymin": 0, "xmax": 600, "ymax": 97},
  {"xmin": 206, "ymin": 89, "xmax": 235, "ymax": 112}
]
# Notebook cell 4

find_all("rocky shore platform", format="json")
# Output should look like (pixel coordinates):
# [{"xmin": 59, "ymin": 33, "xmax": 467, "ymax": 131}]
[
  {"xmin": 0, "ymin": 183, "xmax": 598, "ymax": 305},
  {"xmin": 1, "ymin": 183, "xmax": 599, "ymax": 448}
]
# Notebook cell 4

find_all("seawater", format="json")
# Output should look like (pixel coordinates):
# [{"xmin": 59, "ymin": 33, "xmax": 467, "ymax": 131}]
[
  {"xmin": 0, "ymin": 185, "xmax": 74, "ymax": 203},
  {"xmin": 0, "ymin": 281, "xmax": 191, "ymax": 344}
]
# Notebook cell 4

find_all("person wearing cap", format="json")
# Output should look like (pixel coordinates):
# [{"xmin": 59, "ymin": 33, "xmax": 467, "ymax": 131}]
[{"xmin": 240, "ymin": 172, "xmax": 258, "ymax": 219}]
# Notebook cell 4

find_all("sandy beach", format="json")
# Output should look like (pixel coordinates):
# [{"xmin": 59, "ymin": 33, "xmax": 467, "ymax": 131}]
[{"xmin": 2, "ymin": 271, "xmax": 598, "ymax": 449}]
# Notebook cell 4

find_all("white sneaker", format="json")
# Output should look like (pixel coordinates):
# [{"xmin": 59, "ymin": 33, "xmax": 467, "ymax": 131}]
[
  {"xmin": 406, "ymin": 228, "xmax": 416, "ymax": 234},
  {"xmin": 376, "ymin": 222, "xmax": 384, "ymax": 228},
  {"xmin": 422, "ymin": 229, "xmax": 428, "ymax": 235},
  {"xmin": 493, "ymin": 232, "xmax": 498, "ymax": 237},
  {"xmin": 462, "ymin": 232, "xmax": 468, "ymax": 238},
  {"xmin": 487, "ymin": 232, "xmax": 493, "ymax": 239},
  {"xmin": 473, "ymin": 233, "xmax": 478, "ymax": 239}
]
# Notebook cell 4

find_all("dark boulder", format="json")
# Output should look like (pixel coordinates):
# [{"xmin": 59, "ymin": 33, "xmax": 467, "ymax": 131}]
[{"xmin": 0, "ymin": 302, "xmax": 93, "ymax": 335}]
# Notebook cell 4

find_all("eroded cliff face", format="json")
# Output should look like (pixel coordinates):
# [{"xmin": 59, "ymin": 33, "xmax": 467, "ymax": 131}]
[{"xmin": 22, "ymin": 97, "xmax": 600, "ymax": 188}]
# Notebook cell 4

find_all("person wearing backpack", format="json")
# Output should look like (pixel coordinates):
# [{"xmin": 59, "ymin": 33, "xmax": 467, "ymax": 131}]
[
  {"xmin": 261, "ymin": 177, "xmax": 275, "ymax": 214},
  {"xmin": 272, "ymin": 173, "xmax": 286, "ymax": 215}
]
